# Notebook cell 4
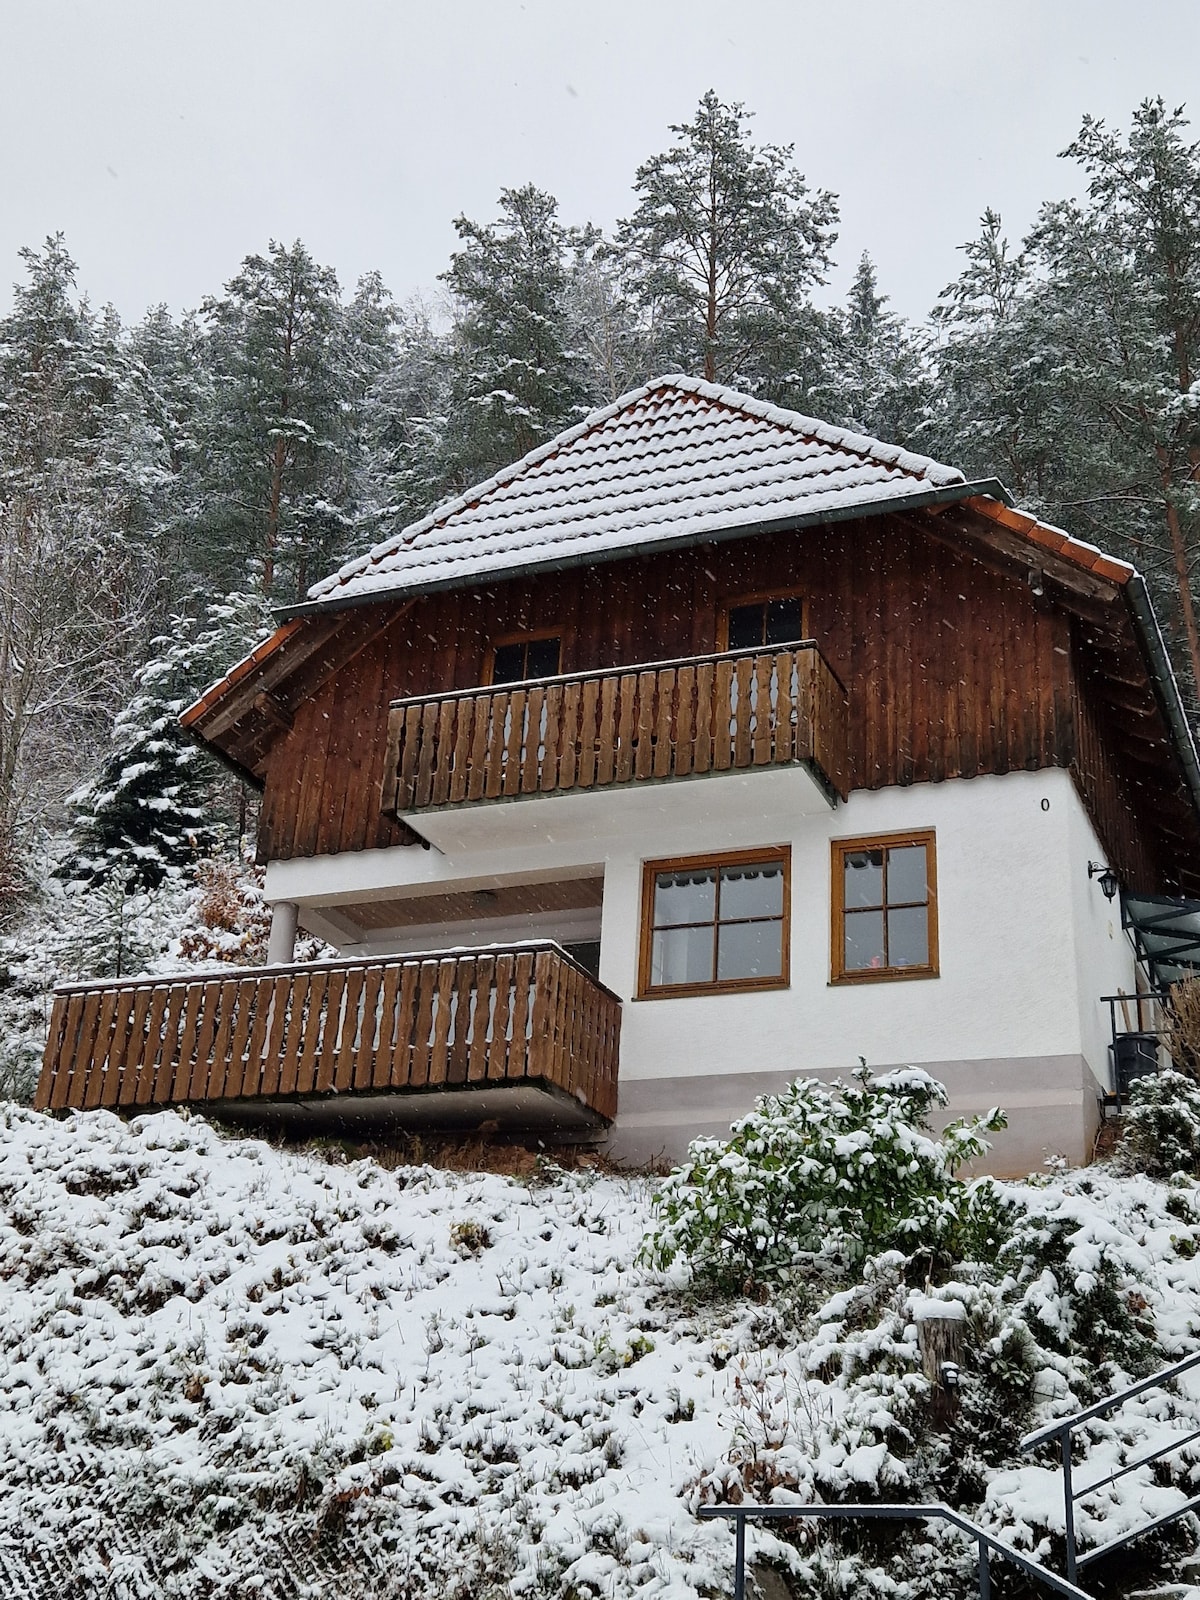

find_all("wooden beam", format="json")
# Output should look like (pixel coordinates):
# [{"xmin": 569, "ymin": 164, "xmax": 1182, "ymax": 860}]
[
  {"xmin": 908, "ymin": 508, "xmax": 1126, "ymax": 614},
  {"xmin": 192, "ymin": 602, "xmax": 407, "ymax": 747},
  {"xmin": 913, "ymin": 506, "xmax": 1123, "ymax": 605},
  {"xmin": 252, "ymin": 691, "xmax": 293, "ymax": 733}
]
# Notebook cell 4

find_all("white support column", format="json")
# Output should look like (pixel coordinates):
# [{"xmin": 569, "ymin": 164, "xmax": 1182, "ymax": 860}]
[{"xmin": 267, "ymin": 900, "xmax": 300, "ymax": 966}]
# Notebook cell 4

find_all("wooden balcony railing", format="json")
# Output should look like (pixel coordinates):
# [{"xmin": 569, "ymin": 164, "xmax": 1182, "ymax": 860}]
[
  {"xmin": 384, "ymin": 641, "xmax": 848, "ymax": 817},
  {"xmin": 35, "ymin": 944, "xmax": 621, "ymax": 1124}
]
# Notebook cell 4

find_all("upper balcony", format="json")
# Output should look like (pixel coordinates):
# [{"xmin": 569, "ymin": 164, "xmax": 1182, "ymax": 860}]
[{"xmin": 383, "ymin": 642, "xmax": 848, "ymax": 843}]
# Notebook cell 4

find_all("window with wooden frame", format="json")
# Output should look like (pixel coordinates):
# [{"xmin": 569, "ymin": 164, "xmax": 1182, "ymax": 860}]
[
  {"xmin": 486, "ymin": 629, "xmax": 562, "ymax": 685},
  {"xmin": 638, "ymin": 846, "xmax": 790, "ymax": 998},
  {"xmin": 831, "ymin": 831, "xmax": 938, "ymax": 983},
  {"xmin": 718, "ymin": 588, "xmax": 806, "ymax": 652}
]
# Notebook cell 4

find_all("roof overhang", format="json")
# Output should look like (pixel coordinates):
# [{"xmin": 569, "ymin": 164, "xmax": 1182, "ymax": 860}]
[{"xmin": 271, "ymin": 479, "xmax": 1015, "ymax": 622}]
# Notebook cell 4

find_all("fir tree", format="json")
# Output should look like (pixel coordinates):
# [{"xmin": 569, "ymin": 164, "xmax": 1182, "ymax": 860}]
[
  {"xmin": 0, "ymin": 236, "xmax": 164, "ymax": 845},
  {"xmin": 64, "ymin": 593, "xmax": 273, "ymax": 891},
  {"xmin": 439, "ymin": 185, "xmax": 593, "ymax": 488},
  {"xmin": 615, "ymin": 90, "xmax": 838, "ymax": 395},
  {"xmin": 824, "ymin": 253, "xmax": 930, "ymax": 445}
]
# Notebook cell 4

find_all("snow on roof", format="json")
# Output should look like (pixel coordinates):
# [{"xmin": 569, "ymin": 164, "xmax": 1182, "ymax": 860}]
[{"xmin": 307, "ymin": 375, "xmax": 966, "ymax": 608}]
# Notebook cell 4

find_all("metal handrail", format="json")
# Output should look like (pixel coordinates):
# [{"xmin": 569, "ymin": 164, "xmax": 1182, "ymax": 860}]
[
  {"xmin": 1020, "ymin": 1348, "xmax": 1200, "ymax": 1580},
  {"xmin": 698, "ymin": 1502, "xmax": 1094, "ymax": 1600}
]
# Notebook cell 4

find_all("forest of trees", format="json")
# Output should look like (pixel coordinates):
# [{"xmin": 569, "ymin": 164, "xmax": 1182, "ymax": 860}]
[{"xmin": 3, "ymin": 90, "xmax": 1200, "ymax": 919}]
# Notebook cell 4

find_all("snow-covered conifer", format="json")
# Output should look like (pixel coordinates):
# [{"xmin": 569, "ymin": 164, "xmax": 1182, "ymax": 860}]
[
  {"xmin": 63, "ymin": 592, "xmax": 273, "ymax": 891},
  {"xmin": 615, "ymin": 91, "xmax": 838, "ymax": 398},
  {"xmin": 439, "ymin": 185, "xmax": 594, "ymax": 489}
]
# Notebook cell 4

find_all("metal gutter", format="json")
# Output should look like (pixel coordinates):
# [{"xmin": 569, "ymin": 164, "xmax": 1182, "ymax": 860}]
[
  {"xmin": 271, "ymin": 479, "xmax": 1014, "ymax": 623},
  {"xmin": 1124, "ymin": 572, "xmax": 1200, "ymax": 829}
]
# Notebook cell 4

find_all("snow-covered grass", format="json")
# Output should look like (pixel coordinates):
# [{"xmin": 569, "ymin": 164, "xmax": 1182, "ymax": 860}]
[{"xmin": 4, "ymin": 1106, "xmax": 1200, "ymax": 1598}]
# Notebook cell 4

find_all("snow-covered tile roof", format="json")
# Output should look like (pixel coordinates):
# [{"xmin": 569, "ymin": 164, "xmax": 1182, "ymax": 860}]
[{"xmin": 307, "ymin": 375, "xmax": 967, "ymax": 607}]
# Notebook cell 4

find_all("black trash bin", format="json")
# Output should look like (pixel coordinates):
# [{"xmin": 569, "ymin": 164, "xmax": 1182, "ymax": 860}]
[{"xmin": 1113, "ymin": 1031, "xmax": 1159, "ymax": 1095}]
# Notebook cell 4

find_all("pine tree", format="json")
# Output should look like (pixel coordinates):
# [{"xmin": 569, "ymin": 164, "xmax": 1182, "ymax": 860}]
[
  {"xmin": 564, "ymin": 236, "xmax": 655, "ymax": 403},
  {"xmin": 615, "ymin": 91, "xmax": 839, "ymax": 395},
  {"xmin": 198, "ymin": 241, "xmax": 351, "ymax": 600},
  {"xmin": 931, "ymin": 107, "xmax": 1200, "ymax": 706},
  {"xmin": 1030, "ymin": 100, "xmax": 1200, "ymax": 700},
  {"xmin": 361, "ymin": 299, "xmax": 453, "ymax": 532},
  {"xmin": 439, "ymin": 185, "xmax": 593, "ymax": 488},
  {"xmin": 930, "ymin": 209, "xmax": 1075, "ymax": 505}
]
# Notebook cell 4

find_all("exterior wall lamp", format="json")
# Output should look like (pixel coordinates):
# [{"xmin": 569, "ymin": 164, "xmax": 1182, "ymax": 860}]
[{"xmin": 1088, "ymin": 861, "xmax": 1120, "ymax": 901}]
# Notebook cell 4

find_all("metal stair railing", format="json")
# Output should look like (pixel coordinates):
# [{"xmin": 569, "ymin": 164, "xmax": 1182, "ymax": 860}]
[
  {"xmin": 698, "ymin": 1502, "xmax": 1095, "ymax": 1600},
  {"xmin": 1021, "ymin": 1347, "xmax": 1200, "ymax": 1583}
]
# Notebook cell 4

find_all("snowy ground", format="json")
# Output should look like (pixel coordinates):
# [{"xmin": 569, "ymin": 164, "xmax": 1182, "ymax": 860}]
[{"xmin": 3, "ymin": 1106, "xmax": 1200, "ymax": 1598}]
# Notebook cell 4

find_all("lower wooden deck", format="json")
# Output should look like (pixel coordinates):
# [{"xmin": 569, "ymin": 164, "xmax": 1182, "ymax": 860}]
[{"xmin": 35, "ymin": 944, "xmax": 621, "ymax": 1130}]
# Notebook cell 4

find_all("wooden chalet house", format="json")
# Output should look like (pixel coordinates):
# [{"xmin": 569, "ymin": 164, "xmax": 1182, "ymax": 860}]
[{"xmin": 35, "ymin": 378, "xmax": 1200, "ymax": 1173}]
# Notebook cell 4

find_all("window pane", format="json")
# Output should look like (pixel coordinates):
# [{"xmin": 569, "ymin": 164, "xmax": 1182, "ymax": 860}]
[
  {"xmin": 844, "ymin": 908, "xmax": 885, "ymax": 972},
  {"xmin": 720, "ymin": 862, "xmax": 784, "ymax": 920},
  {"xmin": 717, "ymin": 919, "xmax": 782, "ymax": 982},
  {"xmin": 888, "ymin": 906, "xmax": 929, "ymax": 968},
  {"xmin": 654, "ymin": 870, "xmax": 716, "ymax": 927},
  {"xmin": 764, "ymin": 597, "xmax": 803, "ymax": 645},
  {"xmin": 887, "ymin": 844, "xmax": 929, "ymax": 906},
  {"xmin": 491, "ymin": 642, "xmax": 525, "ymax": 684},
  {"xmin": 843, "ymin": 849, "xmax": 884, "ymax": 908},
  {"xmin": 652, "ymin": 924, "xmax": 714, "ymax": 986},
  {"xmin": 726, "ymin": 603, "xmax": 764, "ymax": 651},
  {"xmin": 525, "ymin": 635, "xmax": 562, "ymax": 679}
]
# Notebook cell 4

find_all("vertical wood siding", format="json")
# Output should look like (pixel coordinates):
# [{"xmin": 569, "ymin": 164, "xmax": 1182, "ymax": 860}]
[{"xmin": 256, "ymin": 517, "xmax": 1082, "ymax": 863}]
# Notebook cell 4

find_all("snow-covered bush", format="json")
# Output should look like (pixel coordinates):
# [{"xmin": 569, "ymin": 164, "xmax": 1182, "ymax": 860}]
[
  {"xmin": 1121, "ymin": 1069, "xmax": 1200, "ymax": 1176},
  {"xmin": 642, "ymin": 1065, "xmax": 1005, "ymax": 1292}
]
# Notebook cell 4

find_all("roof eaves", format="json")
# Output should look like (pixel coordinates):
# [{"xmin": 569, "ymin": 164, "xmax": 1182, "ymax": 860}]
[
  {"xmin": 964, "ymin": 495, "xmax": 1135, "ymax": 585},
  {"xmin": 1123, "ymin": 574, "xmax": 1200, "ymax": 836},
  {"xmin": 179, "ymin": 619, "xmax": 303, "ymax": 729},
  {"xmin": 276, "ymin": 478, "xmax": 1010, "ymax": 622}
]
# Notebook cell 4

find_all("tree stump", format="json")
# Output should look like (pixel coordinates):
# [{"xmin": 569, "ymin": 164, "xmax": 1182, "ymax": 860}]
[{"xmin": 912, "ymin": 1297, "xmax": 965, "ymax": 1428}]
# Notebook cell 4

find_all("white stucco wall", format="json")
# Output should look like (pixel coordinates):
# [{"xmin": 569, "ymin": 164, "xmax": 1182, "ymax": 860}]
[
  {"xmin": 264, "ymin": 765, "xmax": 1140, "ymax": 1170},
  {"xmin": 595, "ymin": 768, "xmax": 1130, "ymax": 1081},
  {"xmin": 1066, "ymin": 793, "xmax": 1141, "ymax": 1091}
]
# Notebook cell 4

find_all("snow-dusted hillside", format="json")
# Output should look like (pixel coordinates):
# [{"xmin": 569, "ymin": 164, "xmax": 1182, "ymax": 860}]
[{"xmin": 4, "ymin": 1106, "xmax": 1200, "ymax": 1598}]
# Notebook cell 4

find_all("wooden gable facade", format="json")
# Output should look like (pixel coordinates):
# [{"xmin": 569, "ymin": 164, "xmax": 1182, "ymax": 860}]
[{"xmin": 186, "ymin": 496, "xmax": 1200, "ymax": 901}]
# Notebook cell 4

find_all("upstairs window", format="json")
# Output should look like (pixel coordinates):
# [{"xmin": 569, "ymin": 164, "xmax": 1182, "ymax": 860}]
[
  {"xmin": 639, "ymin": 846, "xmax": 790, "ymax": 998},
  {"xmin": 488, "ymin": 632, "xmax": 562, "ymax": 684},
  {"xmin": 831, "ymin": 831, "xmax": 938, "ymax": 983},
  {"xmin": 721, "ymin": 591, "xmax": 805, "ymax": 652}
]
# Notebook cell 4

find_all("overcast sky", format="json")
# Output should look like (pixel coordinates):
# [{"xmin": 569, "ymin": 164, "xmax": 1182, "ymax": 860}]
[{"xmin": 3, "ymin": 0, "xmax": 1199, "ymax": 327}]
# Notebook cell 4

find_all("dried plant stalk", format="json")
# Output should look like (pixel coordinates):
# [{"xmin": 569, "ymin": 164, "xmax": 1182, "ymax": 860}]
[{"xmin": 1166, "ymin": 977, "xmax": 1200, "ymax": 1081}]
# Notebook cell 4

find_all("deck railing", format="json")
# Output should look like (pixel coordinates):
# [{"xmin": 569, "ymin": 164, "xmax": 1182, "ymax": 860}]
[
  {"xmin": 35, "ymin": 944, "xmax": 621, "ymax": 1123},
  {"xmin": 384, "ymin": 641, "xmax": 848, "ymax": 816}
]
